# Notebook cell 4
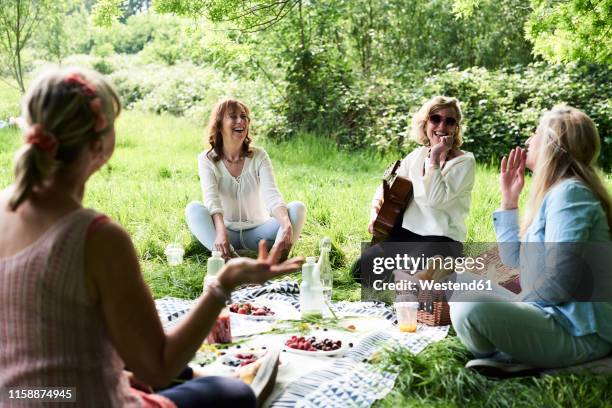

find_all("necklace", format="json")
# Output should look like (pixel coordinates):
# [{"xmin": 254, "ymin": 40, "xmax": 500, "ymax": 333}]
[{"xmin": 224, "ymin": 156, "xmax": 243, "ymax": 165}]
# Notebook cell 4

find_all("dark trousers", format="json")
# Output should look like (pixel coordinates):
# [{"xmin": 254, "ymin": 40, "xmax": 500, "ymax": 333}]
[
  {"xmin": 157, "ymin": 367, "xmax": 256, "ymax": 408},
  {"xmin": 352, "ymin": 221, "xmax": 463, "ymax": 283}
]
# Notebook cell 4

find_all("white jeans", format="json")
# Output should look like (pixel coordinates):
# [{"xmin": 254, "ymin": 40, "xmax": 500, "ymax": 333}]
[{"xmin": 185, "ymin": 201, "xmax": 307, "ymax": 251}]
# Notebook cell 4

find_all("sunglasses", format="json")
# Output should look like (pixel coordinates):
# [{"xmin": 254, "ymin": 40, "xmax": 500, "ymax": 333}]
[{"xmin": 429, "ymin": 114, "xmax": 457, "ymax": 127}]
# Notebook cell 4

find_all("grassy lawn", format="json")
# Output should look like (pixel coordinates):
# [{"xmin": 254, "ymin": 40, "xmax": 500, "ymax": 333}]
[
  {"xmin": 2, "ymin": 89, "xmax": 611, "ymax": 406},
  {"xmin": 0, "ymin": 109, "xmax": 507, "ymax": 299}
]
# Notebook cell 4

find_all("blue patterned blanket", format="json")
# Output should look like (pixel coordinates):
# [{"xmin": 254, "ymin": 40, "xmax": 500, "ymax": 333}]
[{"xmin": 155, "ymin": 280, "xmax": 449, "ymax": 407}]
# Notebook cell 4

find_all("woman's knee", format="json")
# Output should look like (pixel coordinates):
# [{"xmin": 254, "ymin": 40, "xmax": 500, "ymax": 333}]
[
  {"xmin": 450, "ymin": 301, "xmax": 491, "ymax": 332},
  {"xmin": 203, "ymin": 377, "xmax": 256, "ymax": 407},
  {"xmin": 185, "ymin": 201, "xmax": 209, "ymax": 219},
  {"xmin": 162, "ymin": 376, "xmax": 256, "ymax": 408},
  {"xmin": 287, "ymin": 201, "xmax": 306, "ymax": 221}
]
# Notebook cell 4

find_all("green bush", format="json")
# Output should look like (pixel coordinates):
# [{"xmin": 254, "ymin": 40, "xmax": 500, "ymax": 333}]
[
  {"xmin": 422, "ymin": 63, "xmax": 612, "ymax": 167},
  {"xmin": 269, "ymin": 62, "xmax": 612, "ymax": 168},
  {"xmin": 92, "ymin": 58, "xmax": 115, "ymax": 75},
  {"xmin": 282, "ymin": 46, "xmax": 369, "ymax": 147},
  {"xmin": 107, "ymin": 62, "xmax": 275, "ymax": 129},
  {"xmin": 91, "ymin": 14, "xmax": 161, "ymax": 55}
]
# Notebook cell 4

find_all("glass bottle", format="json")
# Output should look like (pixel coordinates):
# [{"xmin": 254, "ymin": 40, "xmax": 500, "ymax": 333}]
[
  {"xmin": 316, "ymin": 237, "xmax": 333, "ymax": 303},
  {"xmin": 300, "ymin": 256, "xmax": 325, "ymax": 318},
  {"xmin": 204, "ymin": 251, "xmax": 225, "ymax": 289}
]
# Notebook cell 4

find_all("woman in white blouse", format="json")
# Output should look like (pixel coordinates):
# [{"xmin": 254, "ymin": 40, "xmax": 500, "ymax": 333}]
[
  {"xmin": 186, "ymin": 98, "xmax": 306, "ymax": 258},
  {"xmin": 354, "ymin": 96, "xmax": 475, "ymax": 280}
]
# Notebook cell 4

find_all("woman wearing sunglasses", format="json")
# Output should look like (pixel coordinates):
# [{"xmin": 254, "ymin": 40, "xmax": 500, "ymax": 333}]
[{"xmin": 354, "ymin": 96, "xmax": 475, "ymax": 282}]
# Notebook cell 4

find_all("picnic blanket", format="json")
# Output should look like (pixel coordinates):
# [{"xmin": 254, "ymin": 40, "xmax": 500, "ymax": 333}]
[{"xmin": 155, "ymin": 280, "xmax": 449, "ymax": 407}]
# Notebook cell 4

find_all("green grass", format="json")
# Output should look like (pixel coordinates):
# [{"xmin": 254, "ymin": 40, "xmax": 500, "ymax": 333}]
[
  {"xmin": 2, "ymin": 82, "xmax": 612, "ymax": 407},
  {"xmin": 373, "ymin": 335, "xmax": 612, "ymax": 408},
  {"xmin": 0, "ymin": 109, "xmax": 510, "ymax": 299}
]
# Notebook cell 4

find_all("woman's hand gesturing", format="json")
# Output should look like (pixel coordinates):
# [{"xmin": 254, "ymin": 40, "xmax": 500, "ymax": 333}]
[
  {"xmin": 217, "ymin": 240, "xmax": 304, "ymax": 291},
  {"xmin": 500, "ymin": 147, "xmax": 526, "ymax": 210}
]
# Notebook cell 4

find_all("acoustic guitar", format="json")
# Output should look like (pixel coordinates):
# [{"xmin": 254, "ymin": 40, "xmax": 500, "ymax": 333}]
[{"xmin": 371, "ymin": 160, "xmax": 414, "ymax": 244}]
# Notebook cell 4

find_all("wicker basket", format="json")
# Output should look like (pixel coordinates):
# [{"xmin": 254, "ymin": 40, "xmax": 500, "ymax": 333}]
[{"xmin": 416, "ymin": 287, "xmax": 451, "ymax": 326}]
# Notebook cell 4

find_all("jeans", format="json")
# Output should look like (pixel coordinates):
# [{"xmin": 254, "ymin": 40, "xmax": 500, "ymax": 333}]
[
  {"xmin": 185, "ymin": 201, "xmax": 307, "ymax": 251},
  {"xmin": 158, "ymin": 375, "xmax": 256, "ymax": 408}
]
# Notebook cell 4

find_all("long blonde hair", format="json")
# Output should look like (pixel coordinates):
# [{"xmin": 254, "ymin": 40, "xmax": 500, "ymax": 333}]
[
  {"xmin": 8, "ymin": 67, "xmax": 121, "ymax": 211},
  {"xmin": 411, "ymin": 95, "xmax": 464, "ymax": 148},
  {"xmin": 521, "ymin": 105, "xmax": 612, "ymax": 235}
]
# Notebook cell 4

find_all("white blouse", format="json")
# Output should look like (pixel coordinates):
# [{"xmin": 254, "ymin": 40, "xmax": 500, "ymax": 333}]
[
  {"xmin": 198, "ymin": 146, "xmax": 286, "ymax": 230},
  {"xmin": 397, "ymin": 146, "xmax": 475, "ymax": 241}
]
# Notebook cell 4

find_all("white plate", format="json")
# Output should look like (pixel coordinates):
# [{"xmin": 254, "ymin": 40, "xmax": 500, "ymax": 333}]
[
  {"xmin": 229, "ymin": 299, "xmax": 300, "ymax": 321},
  {"xmin": 229, "ymin": 302, "xmax": 277, "ymax": 321},
  {"xmin": 230, "ymin": 311, "xmax": 277, "ymax": 321},
  {"xmin": 283, "ymin": 337, "xmax": 349, "ymax": 357},
  {"xmin": 219, "ymin": 350, "xmax": 265, "ymax": 369}
]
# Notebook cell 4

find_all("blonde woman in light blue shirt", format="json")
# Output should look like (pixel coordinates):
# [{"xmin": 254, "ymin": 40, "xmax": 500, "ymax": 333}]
[{"xmin": 451, "ymin": 106, "xmax": 612, "ymax": 375}]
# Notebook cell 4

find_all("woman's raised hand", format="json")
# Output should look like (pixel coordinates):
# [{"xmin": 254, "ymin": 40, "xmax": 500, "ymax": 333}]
[
  {"xmin": 218, "ymin": 240, "xmax": 304, "ymax": 291},
  {"xmin": 500, "ymin": 147, "xmax": 526, "ymax": 209},
  {"xmin": 430, "ymin": 135, "xmax": 453, "ymax": 164}
]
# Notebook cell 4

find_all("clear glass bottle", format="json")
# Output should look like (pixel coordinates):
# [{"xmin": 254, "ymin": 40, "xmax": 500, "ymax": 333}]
[
  {"xmin": 316, "ymin": 237, "xmax": 333, "ymax": 302},
  {"xmin": 204, "ymin": 251, "xmax": 225, "ymax": 289},
  {"xmin": 300, "ymin": 256, "xmax": 325, "ymax": 318}
]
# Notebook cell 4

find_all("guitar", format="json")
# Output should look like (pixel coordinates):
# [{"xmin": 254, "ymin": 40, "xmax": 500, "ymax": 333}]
[{"xmin": 371, "ymin": 160, "xmax": 414, "ymax": 244}]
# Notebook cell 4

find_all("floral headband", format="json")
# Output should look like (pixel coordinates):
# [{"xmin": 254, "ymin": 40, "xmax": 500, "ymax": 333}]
[{"xmin": 64, "ymin": 73, "xmax": 108, "ymax": 133}]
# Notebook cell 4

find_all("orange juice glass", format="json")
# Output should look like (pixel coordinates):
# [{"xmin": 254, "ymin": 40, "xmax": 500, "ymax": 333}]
[{"xmin": 395, "ymin": 302, "xmax": 418, "ymax": 333}]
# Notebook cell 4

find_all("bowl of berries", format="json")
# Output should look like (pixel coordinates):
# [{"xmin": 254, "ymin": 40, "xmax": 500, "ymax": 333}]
[
  {"xmin": 229, "ymin": 301, "xmax": 276, "ymax": 321},
  {"xmin": 284, "ymin": 334, "xmax": 349, "ymax": 356}
]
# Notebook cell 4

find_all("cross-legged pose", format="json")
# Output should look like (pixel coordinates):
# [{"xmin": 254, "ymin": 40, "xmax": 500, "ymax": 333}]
[
  {"xmin": 0, "ymin": 68, "xmax": 303, "ymax": 408},
  {"xmin": 353, "ymin": 96, "xmax": 476, "ymax": 282},
  {"xmin": 185, "ymin": 98, "xmax": 306, "ymax": 259},
  {"xmin": 451, "ymin": 105, "xmax": 612, "ymax": 374}
]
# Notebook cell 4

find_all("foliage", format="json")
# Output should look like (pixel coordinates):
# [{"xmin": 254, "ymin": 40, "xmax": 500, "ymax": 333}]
[
  {"xmin": 154, "ymin": 0, "xmax": 300, "ymax": 31},
  {"xmin": 266, "ymin": 62, "xmax": 612, "ymax": 168},
  {"xmin": 342, "ymin": 0, "xmax": 534, "ymax": 75},
  {"xmin": 0, "ymin": 0, "xmax": 53, "ymax": 92},
  {"xmin": 526, "ymin": 0, "xmax": 612, "ymax": 64},
  {"xmin": 91, "ymin": 13, "xmax": 161, "ymax": 55},
  {"xmin": 95, "ymin": 57, "xmax": 274, "ymax": 126},
  {"xmin": 91, "ymin": 0, "xmax": 123, "ymax": 26},
  {"xmin": 454, "ymin": 0, "xmax": 612, "ymax": 65},
  {"xmin": 29, "ymin": 0, "xmax": 75, "ymax": 64},
  {"xmin": 417, "ymin": 62, "xmax": 612, "ymax": 167}
]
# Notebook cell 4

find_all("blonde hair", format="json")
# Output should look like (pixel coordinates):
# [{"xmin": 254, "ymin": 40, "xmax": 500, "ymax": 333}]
[
  {"xmin": 8, "ymin": 67, "xmax": 121, "ymax": 211},
  {"xmin": 411, "ymin": 96, "xmax": 463, "ymax": 148},
  {"xmin": 205, "ymin": 98, "xmax": 253, "ymax": 162},
  {"xmin": 520, "ymin": 105, "xmax": 612, "ymax": 235}
]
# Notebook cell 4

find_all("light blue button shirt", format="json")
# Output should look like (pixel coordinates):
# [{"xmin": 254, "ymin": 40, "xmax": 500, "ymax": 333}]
[{"xmin": 493, "ymin": 178, "xmax": 612, "ymax": 343}]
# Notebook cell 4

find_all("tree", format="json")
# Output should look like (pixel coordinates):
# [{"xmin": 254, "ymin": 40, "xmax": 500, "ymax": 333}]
[
  {"xmin": 32, "ymin": 0, "xmax": 83, "ymax": 65},
  {"xmin": 0, "ymin": 0, "xmax": 52, "ymax": 92},
  {"xmin": 453, "ymin": 0, "xmax": 612, "ymax": 64},
  {"xmin": 526, "ymin": 0, "xmax": 612, "ymax": 64}
]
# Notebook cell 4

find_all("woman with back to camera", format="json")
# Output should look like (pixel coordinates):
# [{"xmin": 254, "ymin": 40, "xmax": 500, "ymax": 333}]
[
  {"xmin": 353, "ymin": 96, "xmax": 476, "ymax": 282},
  {"xmin": 0, "ymin": 67, "xmax": 303, "ymax": 407},
  {"xmin": 451, "ymin": 105, "xmax": 612, "ymax": 375},
  {"xmin": 185, "ymin": 98, "xmax": 306, "ymax": 260}
]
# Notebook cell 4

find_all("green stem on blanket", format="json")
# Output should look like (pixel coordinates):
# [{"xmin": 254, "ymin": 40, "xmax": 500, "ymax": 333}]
[{"xmin": 325, "ymin": 299, "xmax": 338, "ymax": 320}]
